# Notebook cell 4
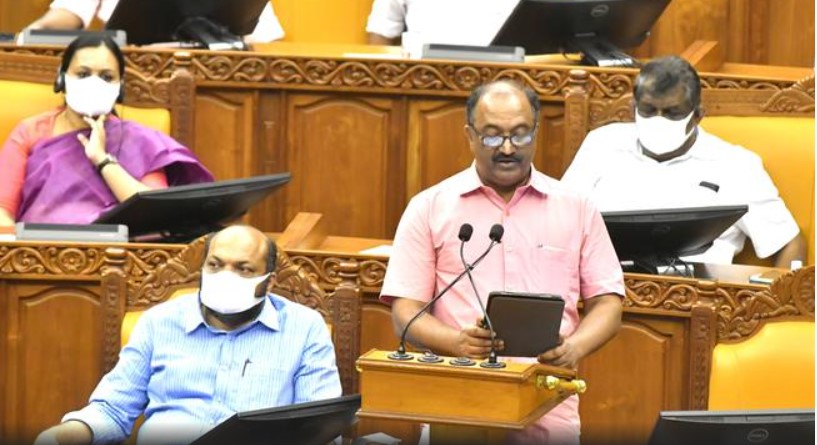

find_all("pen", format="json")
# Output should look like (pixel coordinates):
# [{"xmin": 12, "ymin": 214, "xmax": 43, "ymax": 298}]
[{"xmin": 241, "ymin": 358, "xmax": 252, "ymax": 377}]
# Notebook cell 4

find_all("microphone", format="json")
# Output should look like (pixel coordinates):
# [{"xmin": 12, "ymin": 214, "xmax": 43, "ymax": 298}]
[
  {"xmin": 389, "ymin": 223, "xmax": 498, "ymax": 361},
  {"xmin": 460, "ymin": 224, "xmax": 505, "ymax": 368},
  {"xmin": 458, "ymin": 223, "xmax": 474, "ymax": 243}
]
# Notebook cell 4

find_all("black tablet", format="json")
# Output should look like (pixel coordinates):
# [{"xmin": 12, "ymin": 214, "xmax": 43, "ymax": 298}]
[{"xmin": 486, "ymin": 291, "xmax": 565, "ymax": 357}]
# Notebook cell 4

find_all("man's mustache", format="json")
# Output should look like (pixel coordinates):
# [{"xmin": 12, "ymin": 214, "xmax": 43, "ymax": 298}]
[{"xmin": 492, "ymin": 154, "xmax": 521, "ymax": 163}]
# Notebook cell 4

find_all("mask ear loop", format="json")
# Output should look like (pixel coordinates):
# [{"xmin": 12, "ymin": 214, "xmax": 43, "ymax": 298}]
[{"xmin": 113, "ymin": 78, "xmax": 126, "ymax": 158}]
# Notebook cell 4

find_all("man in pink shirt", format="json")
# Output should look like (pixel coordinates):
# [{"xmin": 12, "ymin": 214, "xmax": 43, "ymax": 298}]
[{"xmin": 381, "ymin": 80, "xmax": 624, "ymax": 444}]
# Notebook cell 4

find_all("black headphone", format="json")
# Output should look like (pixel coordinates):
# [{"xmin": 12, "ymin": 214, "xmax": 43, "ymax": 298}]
[{"xmin": 54, "ymin": 64, "xmax": 125, "ymax": 103}]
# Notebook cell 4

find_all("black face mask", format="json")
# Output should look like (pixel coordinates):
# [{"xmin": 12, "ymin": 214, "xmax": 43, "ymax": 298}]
[{"xmin": 204, "ymin": 300, "xmax": 265, "ymax": 328}]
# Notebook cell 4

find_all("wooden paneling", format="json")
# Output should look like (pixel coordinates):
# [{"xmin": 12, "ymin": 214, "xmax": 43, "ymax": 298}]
[
  {"xmin": 0, "ymin": 239, "xmax": 812, "ymax": 445},
  {"xmin": 194, "ymin": 91, "xmax": 258, "ymax": 181},
  {"xmin": 286, "ymin": 94, "xmax": 405, "ymax": 239},
  {"xmin": 358, "ymin": 298, "xmax": 422, "ymax": 445},
  {"xmin": 645, "ymin": 0, "xmax": 732, "ymax": 59},
  {"xmin": 765, "ymin": 0, "xmax": 815, "ymax": 67},
  {"xmin": 2, "ymin": 283, "xmax": 103, "ymax": 444},
  {"xmin": 407, "ymin": 100, "xmax": 472, "ymax": 197},
  {"xmin": 406, "ymin": 100, "xmax": 568, "ymax": 199},
  {"xmin": 579, "ymin": 315, "xmax": 689, "ymax": 445},
  {"xmin": 535, "ymin": 104, "xmax": 568, "ymax": 179},
  {"xmin": 0, "ymin": 0, "xmax": 811, "ymax": 66},
  {"xmin": 639, "ymin": 0, "xmax": 814, "ymax": 67},
  {"xmin": 0, "ymin": 0, "xmax": 48, "ymax": 32}
]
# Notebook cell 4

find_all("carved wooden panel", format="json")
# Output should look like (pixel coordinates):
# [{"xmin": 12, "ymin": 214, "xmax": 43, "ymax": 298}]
[
  {"xmin": 536, "ymin": 104, "xmax": 569, "ymax": 179},
  {"xmin": 579, "ymin": 315, "xmax": 688, "ymax": 445},
  {"xmin": 194, "ymin": 90, "xmax": 257, "ymax": 180},
  {"xmin": 253, "ymin": 91, "xmax": 288, "ymax": 231},
  {"xmin": 286, "ymin": 93, "xmax": 404, "ymax": 238},
  {"xmin": 406, "ymin": 100, "xmax": 472, "ymax": 197},
  {"xmin": 1, "ymin": 284, "xmax": 104, "ymax": 444},
  {"xmin": 0, "ymin": 244, "xmax": 107, "ymax": 277},
  {"xmin": 406, "ymin": 99, "xmax": 570, "ymax": 197}
]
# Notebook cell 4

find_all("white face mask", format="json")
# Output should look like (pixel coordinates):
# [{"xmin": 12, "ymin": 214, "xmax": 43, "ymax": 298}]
[
  {"xmin": 635, "ymin": 111, "xmax": 696, "ymax": 156},
  {"xmin": 64, "ymin": 75, "xmax": 121, "ymax": 117},
  {"xmin": 199, "ymin": 270, "xmax": 270, "ymax": 315}
]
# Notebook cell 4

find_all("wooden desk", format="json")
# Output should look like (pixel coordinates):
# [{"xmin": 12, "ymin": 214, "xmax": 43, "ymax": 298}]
[
  {"xmin": 1, "ymin": 43, "xmax": 810, "ymax": 241},
  {"xmin": 0, "ymin": 238, "xmax": 812, "ymax": 444},
  {"xmin": 276, "ymin": 238, "xmax": 814, "ymax": 445}
]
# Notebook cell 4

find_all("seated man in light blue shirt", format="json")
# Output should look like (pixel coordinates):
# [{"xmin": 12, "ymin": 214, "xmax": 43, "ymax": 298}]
[{"xmin": 35, "ymin": 225, "xmax": 342, "ymax": 445}]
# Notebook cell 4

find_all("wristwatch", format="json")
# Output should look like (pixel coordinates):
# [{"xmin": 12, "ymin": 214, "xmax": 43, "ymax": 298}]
[{"xmin": 95, "ymin": 154, "xmax": 118, "ymax": 174}]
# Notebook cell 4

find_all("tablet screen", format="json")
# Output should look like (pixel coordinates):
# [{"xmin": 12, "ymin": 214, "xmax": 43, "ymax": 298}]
[{"xmin": 485, "ymin": 291, "xmax": 564, "ymax": 357}]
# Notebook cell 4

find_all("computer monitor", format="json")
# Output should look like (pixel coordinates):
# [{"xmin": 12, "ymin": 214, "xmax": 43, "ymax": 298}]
[
  {"xmin": 105, "ymin": 0, "xmax": 269, "ymax": 50},
  {"xmin": 601, "ymin": 205, "xmax": 748, "ymax": 266},
  {"xmin": 93, "ymin": 173, "xmax": 291, "ymax": 241},
  {"xmin": 647, "ymin": 409, "xmax": 814, "ymax": 445},
  {"xmin": 491, "ymin": 0, "xmax": 672, "ymax": 67},
  {"xmin": 191, "ymin": 394, "xmax": 362, "ymax": 445}
]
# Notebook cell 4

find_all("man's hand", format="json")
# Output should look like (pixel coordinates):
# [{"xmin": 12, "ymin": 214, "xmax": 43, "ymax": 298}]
[
  {"xmin": 537, "ymin": 335, "xmax": 584, "ymax": 370},
  {"xmin": 538, "ymin": 294, "xmax": 623, "ymax": 370},
  {"xmin": 455, "ymin": 320, "xmax": 504, "ymax": 359},
  {"xmin": 33, "ymin": 430, "xmax": 60, "ymax": 445},
  {"xmin": 34, "ymin": 421, "xmax": 93, "ymax": 445},
  {"xmin": 78, "ymin": 115, "xmax": 108, "ymax": 166}
]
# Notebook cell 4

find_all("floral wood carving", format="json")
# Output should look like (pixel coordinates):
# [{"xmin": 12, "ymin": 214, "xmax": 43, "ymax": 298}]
[
  {"xmin": 622, "ymin": 266, "xmax": 815, "ymax": 342},
  {"xmin": 101, "ymin": 248, "xmax": 128, "ymax": 372},
  {"xmin": 689, "ymin": 306, "xmax": 715, "ymax": 409},
  {"xmin": 716, "ymin": 266, "xmax": 815, "ymax": 342},
  {"xmin": 123, "ymin": 67, "xmax": 173, "ymax": 106},
  {"xmin": 273, "ymin": 249, "xmax": 329, "ymax": 319},
  {"xmin": 761, "ymin": 75, "xmax": 815, "ymax": 113},
  {"xmin": 2, "ymin": 46, "xmax": 805, "ymax": 102},
  {"xmin": 0, "ymin": 245, "xmax": 106, "ymax": 276},
  {"xmin": 126, "ymin": 240, "xmax": 203, "ymax": 308},
  {"xmin": 287, "ymin": 252, "xmax": 387, "ymax": 293},
  {"xmin": 588, "ymin": 94, "xmax": 634, "ymax": 129}
]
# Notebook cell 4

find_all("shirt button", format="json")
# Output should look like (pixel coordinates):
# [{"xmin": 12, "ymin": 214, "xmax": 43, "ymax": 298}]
[
  {"xmin": 506, "ymin": 285, "xmax": 514, "ymax": 291},
  {"xmin": 505, "ymin": 246, "xmax": 513, "ymax": 253}
]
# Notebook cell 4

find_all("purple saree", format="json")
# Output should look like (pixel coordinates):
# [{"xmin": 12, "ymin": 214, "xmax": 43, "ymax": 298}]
[{"xmin": 17, "ymin": 118, "xmax": 214, "ymax": 223}]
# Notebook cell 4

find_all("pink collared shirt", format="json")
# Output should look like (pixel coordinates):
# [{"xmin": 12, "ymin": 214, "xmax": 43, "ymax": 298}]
[{"xmin": 381, "ymin": 164, "xmax": 624, "ymax": 443}]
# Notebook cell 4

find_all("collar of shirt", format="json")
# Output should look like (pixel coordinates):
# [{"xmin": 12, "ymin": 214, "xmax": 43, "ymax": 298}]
[
  {"xmin": 183, "ymin": 293, "xmax": 281, "ymax": 334},
  {"xmin": 453, "ymin": 162, "xmax": 551, "ymax": 198}
]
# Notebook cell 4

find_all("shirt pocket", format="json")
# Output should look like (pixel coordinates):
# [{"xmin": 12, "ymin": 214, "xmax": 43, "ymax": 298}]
[
  {"xmin": 531, "ymin": 245, "xmax": 580, "ymax": 302},
  {"xmin": 236, "ymin": 359, "xmax": 295, "ymax": 412},
  {"xmin": 436, "ymin": 239, "xmax": 470, "ymax": 274}
]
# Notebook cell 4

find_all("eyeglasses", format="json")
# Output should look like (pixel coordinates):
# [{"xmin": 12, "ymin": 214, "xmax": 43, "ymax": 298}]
[{"xmin": 469, "ymin": 125, "xmax": 537, "ymax": 149}]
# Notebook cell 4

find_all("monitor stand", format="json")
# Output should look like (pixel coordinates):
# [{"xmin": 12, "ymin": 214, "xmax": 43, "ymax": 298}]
[
  {"xmin": 573, "ymin": 37, "xmax": 639, "ymax": 68},
  {"xmin": 175, "ymin": 17, "xmax": 247, "ymax": 51},
  {"xmin": 130, "ymin": 222, "xmax": 225, "ymax": 244},
  {"xmin": 622, "ymin": 256, "xmax": 695, "ymax": 277}
]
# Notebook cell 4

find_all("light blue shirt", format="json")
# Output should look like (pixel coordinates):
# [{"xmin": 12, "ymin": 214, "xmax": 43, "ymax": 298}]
[{"xmin": 63, "ymin": 292, "xmax": 341, "ymax": 445}]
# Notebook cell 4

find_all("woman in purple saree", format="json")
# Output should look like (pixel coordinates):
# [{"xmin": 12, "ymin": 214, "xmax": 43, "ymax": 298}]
[{"xmin": 0, "ymin": 35, "xmax": 212, "ymax": 226}]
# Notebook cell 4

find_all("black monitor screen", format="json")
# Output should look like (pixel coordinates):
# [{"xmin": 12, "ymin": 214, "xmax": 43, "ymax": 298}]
[
  {"xmin": 647, "ymin": 409, "xmax": 814, "ymax": 445},
  {"xmin": 601, "ymin": 205, "xmax": 748, "ymax": 260},
  {"xmin": 94, "ymin": 173, "xmax": 291, "ymax": 239},
  {"xmin": 106, "ymin": 0, "xmax": 269, "ymax": 45},
  {"xmin": 191, "ymin": 394, "xmax": 361, "ymax": 445},
  {"xmin": 491, "ymin": 0, "xmax": 671, "ymax": 55}
]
